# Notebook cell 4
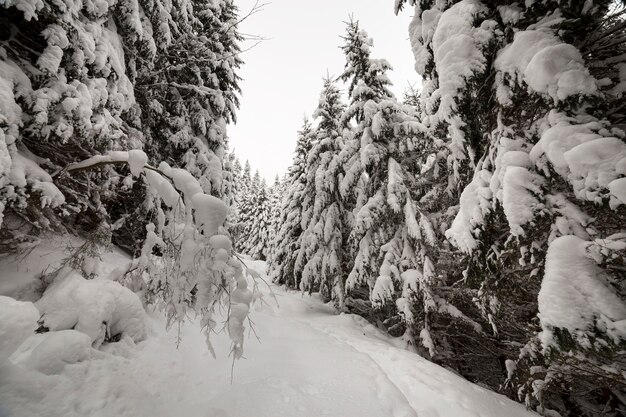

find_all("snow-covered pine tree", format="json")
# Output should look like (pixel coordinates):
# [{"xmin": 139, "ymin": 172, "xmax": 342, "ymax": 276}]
[
  {"xmin": 224, "ymin": 153, "xmax": 242, "ymax": 225},
  {"xmin": 240, "ymin": 176, "xmax": 272, "ymax": 260},
  {"xmin": 334, "ymin": 21, "xmax": 479, "ymax": 355},
  {"xmin": 268, "ymin": 118, "xmax": 315, "ymax": 287},
  {"xmin": 332, "ymin": 20, "xmax": 407, "ymax": 314},
  {"xmin": 0, "ymin": 0, "xmax": 242, "ymax": 255},
  {"xmin": 267, "ymin": 174, "xmax": 284, "ymax": 244},
  {"xmin": 234, "ymin": 160, "xmax": 253, "ymax": 251},
  {"xmin": 1, "ymin": 0, "xmax": 249, "ymax": 357},
  {"xmin": 396, "ymin": 0, "xmax": 626, "ymax": 414},
  {"xmin": 236, "ymin": 168, "xmax": 261, "ymax": 253},
  {"xmin": 297, "ymin": 77, "xmax": 349, "ymax": 302},
  {"xmin": 132, "ymin": 0, "xmax": 242, "ymax": 197},
  {"xmin": 0, "ymin": 0, "xmax": 145, "ymax": 249}
]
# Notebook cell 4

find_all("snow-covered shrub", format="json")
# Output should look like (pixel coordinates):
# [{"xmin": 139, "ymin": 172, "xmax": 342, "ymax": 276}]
[
  {"xmin": 68, "ymin": 150, "xmax": 253, "ymax": 357},
  {"xmin": 37, "ymin": 269, "xmax": 147, "ymax": 347}
]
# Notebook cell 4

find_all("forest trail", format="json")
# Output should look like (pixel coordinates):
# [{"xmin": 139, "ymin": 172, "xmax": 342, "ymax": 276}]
[
  {"xmin": 129, "ymin": 259, "xmax": 537, "ymax": 417},
  {"xmin": 1, "ymin": 257, "xmax": 537, "ymax": 417}
]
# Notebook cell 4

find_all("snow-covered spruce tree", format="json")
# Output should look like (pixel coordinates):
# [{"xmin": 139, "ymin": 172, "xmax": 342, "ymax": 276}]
[
  {"xmin": 0, "ymin": 0, "xmax": 242, "ymax": 256},
  {"xmin": 224, "ymin": 153, "xmax": 242, "ymax": 225},
  {"xmin": 396, "ymin": 0, "xmax": 626, "ymax": 414},
  {"xmin": 268, "ymin": 118, "xmax": 315, "ymax": 287},
  {"xmin": 131, "ymin": 0, "xmax": 241, "ymax": 196},
  {"xmin": 297, "ymin": 77, "xmax": 349, "ymax": 302},
  {"xmin": 334, "ymin": 21, "xmax": 481, "ymax": 355},
  {"xmin": 392, "ymin": 0, "xmax": 510, "ymax": 387},
  {"xmin": 233, "ymin": 160, "xmax": 253, "ymax": 249},
  {"xmin": 267, "ymin": 174, "xmax": 284, "ymax": 241},
  {"xmin": 236, "ymin": 168, "xmax": 260, "ymax": 253},
  {"xmin": 0, "ymin": 0, "xmax": 144, "ymax": 250},
  {"xmin": 0, "ymin": 0, "xmax": 250, "ymax": 357},
  {"xmin": 239, "ymin": 176, "xmax": 272, "ymax": 260},
  {"xmin": 108, "ymin": 0, "xmax": 242, "ymax": 255}
]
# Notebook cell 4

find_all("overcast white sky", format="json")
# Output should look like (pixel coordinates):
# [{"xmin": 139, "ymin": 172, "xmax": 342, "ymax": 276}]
[{"xmin": 228, "ymin": 0, "xmax": 419, "ymax": 181}]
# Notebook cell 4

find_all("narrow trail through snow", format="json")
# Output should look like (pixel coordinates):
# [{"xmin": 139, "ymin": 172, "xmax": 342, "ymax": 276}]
[
  {"xmin": 1, "ymin": 259, "xmax": 538, "ymax": 417},
  {"xmin": 129, "ymin": 260, "xmax": 536, "ymax": 417}
]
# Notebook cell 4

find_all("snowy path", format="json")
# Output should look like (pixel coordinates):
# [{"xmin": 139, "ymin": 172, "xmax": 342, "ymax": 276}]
[{"xmin": 1, "ymin": 259, "xmax": 537, "ymax": 417}]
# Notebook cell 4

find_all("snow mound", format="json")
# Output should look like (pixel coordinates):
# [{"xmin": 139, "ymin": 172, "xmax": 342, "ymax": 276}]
[
  {"xmin": 0, "ymin": 296, "xmax": 39, "ymax": 363},
  {"xmin": 14, "ymin": 330, "xmax": 92, "ymax": 375},
  {"xmin": 37, "ymin": 270, "xmax": 147, "ymax": 347},
  {"xmin": 538, "ymin": 235, "xmax": 626, "ymax": 349}
]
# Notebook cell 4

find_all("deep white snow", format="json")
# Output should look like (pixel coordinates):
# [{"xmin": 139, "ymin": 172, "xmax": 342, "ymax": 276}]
[{"xmin": 0, "ymin": 247, "xmax": 538, "ymax": 417}]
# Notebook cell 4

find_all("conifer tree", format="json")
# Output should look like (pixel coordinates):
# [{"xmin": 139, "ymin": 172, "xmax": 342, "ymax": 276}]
[
  {"xmin": 268, "ymin": 118, "xmax": 315, "ymax": 287},
  {"xmin": 396, "ymin": 1, "xmax": 626, "ymax": 414},
  {"xmin": 267, "ymin": 174, "xmax": 284, "ymax": 238},
  {"xmin": 222, "ymin": 151, "xmax": 241, "ymax": 224},
  {"xmin": 335, "ymin": 22, "xmax": 476, "ymax": 354},
  {"xmin": 240, "ymin": 177, "xmax": 272, "ymax": 260},
  {"xmin": 334, "ymin": 20, "xmax": 397, "ymax": 311},
  {"xmin": 0, "ymin": 0, "xmax": 243, "ymax": 257},
  {"xmin": 0, "ymin": 0, "xmax": 248, "ymax": 358},
  {"xmin": 133, "ymin": 0, "xmax": 242, "ymax": 197},
  {"xmin": 297, "ymin": 78, "xmax": 348, "ymax": 302},
  {"xmin": 234, "ymin": 160, "xmax": 253, "ymax": 251}
]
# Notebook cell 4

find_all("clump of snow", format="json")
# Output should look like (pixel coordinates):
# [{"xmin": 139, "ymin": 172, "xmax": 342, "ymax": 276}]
[
  {"xmin": 66, "ymin": 150, "xmax": 130, "ymax": 171},
  {"xmin": 37, "ymin": 270, "xmax": 147, "ymax": 347},
  {"xmin": 144, "ymin": 169, "xmax": 179, "ymax": 207},
  {"xmin": 498, "ymin": 4, "xmax": 524, "ymax": 24},
  {"xmin": 505, "ymin": 359, "xmax": 517, "ymax": 380},
  {"xmin": 546, "ymin": 193, "xmax": 593, "ymax": 239},
  {"xmin": 128, "ymin": 149, "xmax": 147, "ymax": 176},
  {"xmin": 0, "ymin": 57, "xmax": 31, "ymax": 143},
  {"xmin": 191, "ymin": 193, "xmax": 228, "ymax": 236},
  {"xmin": 530, "ymin": 113, "xmax": 626, "ymax": 204},
  {"xmin": 19, "ymin": 330, "xmax": 92, "ymax": 375},
  {"xmin": 9, "ymin": 150, "xmax": 65, "ymax": 208},
  {"xmin": 0, "ymin": 296, "xmax": 39, "ymax": 363},
  {"xmin": 431, "ymin": 0, "xmax": 490, "ymax": 109},
  {"xmin": 425, "ymin": 0, "xmax": 494, "ymax": 157},
  {"xmin": 170, "ymin": 167, "xmax": 203, "ymax": 201},
  {"xmin": 538, "ymin": 235, "xmax": 626, "ymax": 349},
  {"xmin": 495, "ymin": 30, "xmax": 597, "ymax": 103},
  {"xmin": 608, "ymin": 177, "xmax": 626, "ymax": 207},
  {"xmin": 371, "ymin": 275, "xmax": 394, "ymax": 306},
  {"xmin": 228, "ymin": 260, "xmax": 254, "ymax": 360},
  {"xmin": 419, "ymin": 328, "xmax": 435, "ymax": 356},
  {"xmin": 3, "ymin": 0, "xmax": 45, "ymax": 20},
  {"xmin": 445, "ymin": 168, "xmax": 492, "ymax": 252},
  {"xmin": 209, "ymin": 234, "xmax": 232, "ymax": 252},
  {"xmin": 564, "ymin": 137, "xmax": 626, "ymax": 202},
  {"xmin": 502, "ymin": 166, "xmax": 544, "ymax": 235}
]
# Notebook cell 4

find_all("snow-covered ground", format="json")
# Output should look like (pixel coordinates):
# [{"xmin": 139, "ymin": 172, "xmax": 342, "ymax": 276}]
[{"xmin": 1, "ymin": 249, "xmax": 537, "ymax": 417}]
